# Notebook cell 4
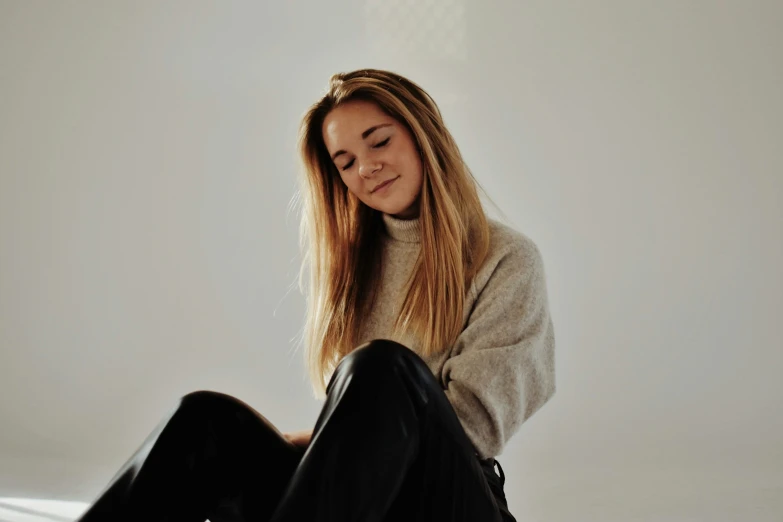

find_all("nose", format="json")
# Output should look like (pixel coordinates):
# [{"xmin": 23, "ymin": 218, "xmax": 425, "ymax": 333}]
[{"xmin": 358, "ymin": 158, "xmax": 382, "ymax": 179}]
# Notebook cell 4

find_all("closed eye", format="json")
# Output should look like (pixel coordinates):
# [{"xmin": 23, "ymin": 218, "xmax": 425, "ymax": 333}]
[{"xmin": 339, "ymin": 138, "xmax": 390, "ymax": 171}]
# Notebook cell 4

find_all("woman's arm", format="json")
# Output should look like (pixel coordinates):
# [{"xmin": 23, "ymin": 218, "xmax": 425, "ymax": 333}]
[{"xmin": 442, "ymin": 233, "xmax": 556, "ymax": 458}]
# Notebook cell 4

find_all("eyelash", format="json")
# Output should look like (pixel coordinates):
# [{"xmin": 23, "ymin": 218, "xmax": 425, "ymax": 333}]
[{"xmin": 341, "ymin": 137, "xmax": 390, "ymax": 171}]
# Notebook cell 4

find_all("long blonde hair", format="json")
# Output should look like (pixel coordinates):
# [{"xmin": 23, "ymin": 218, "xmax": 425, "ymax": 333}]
[{"xmin": 297, "ymin": 69, "xmax": 490, "ymax": 398}]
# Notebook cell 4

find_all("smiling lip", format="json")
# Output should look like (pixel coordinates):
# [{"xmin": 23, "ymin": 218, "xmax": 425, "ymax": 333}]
[{"xmin": 372, "ymin": 177, "xmax": 398, "ymax": 193}]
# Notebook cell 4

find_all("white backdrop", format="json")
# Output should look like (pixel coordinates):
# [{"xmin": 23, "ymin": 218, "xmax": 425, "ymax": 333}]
[{"xmin": 1, "ymin": 1, "xmax": 781, "ymax": 520}]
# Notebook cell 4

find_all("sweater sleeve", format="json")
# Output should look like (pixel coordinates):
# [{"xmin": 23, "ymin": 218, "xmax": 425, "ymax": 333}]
[{"xmin": 442, "ymin": 236, "xmax": 556, "ymax": 458}]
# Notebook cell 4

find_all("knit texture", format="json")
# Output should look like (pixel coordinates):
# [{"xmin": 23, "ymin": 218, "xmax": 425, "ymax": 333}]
[{"xmin": 357, "ymin": 213, "xmax": 556, "ymax": 459}]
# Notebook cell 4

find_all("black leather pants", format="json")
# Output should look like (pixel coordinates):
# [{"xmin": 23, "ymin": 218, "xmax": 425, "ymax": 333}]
[{"xmin": 76, "ymin": 340, "xmax": 516, "ymax": 522}]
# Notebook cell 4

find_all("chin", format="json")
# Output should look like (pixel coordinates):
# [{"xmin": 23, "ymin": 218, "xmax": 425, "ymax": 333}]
[{"xmin": 363, "ymin": 191, "xmax": 418, "ymax": 216}]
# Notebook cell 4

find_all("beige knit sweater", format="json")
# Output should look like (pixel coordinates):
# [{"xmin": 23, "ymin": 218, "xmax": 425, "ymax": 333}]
[{"xmin": 357, "ymin": 213, "xmax": 556, "ymax": 459}]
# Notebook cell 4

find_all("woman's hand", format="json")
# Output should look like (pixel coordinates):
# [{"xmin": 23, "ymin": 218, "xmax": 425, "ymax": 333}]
[{"xmin": 283, "ymin": 428, "xmax": 313, "ymax": 449}]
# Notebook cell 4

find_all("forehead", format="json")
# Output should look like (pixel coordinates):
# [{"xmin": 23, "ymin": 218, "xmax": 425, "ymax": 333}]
[{"xmin": 322, "ymin": 100, "xmax": 393, "ymax": 148}]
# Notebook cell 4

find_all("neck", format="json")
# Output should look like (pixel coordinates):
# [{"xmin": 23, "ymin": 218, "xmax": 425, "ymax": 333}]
[{"xmin": 382, "ymin": 213, "xmax": 421, "ymax": 243}]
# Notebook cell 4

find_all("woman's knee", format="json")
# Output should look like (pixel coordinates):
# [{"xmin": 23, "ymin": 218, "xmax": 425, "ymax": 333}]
[
  {"xmin": 177, "ymin": 390, "xmax": 245, "ymax": 419},
  {"xmin": 327, "ymin": 339, "xmax": 439, "ymax": 408},
  {"xmin": 337, "ymin": 339, "xmax": 425, "ymax": 379}
]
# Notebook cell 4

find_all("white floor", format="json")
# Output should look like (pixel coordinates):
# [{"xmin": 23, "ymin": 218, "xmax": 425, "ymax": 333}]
[
  {"xmin": 2, "ymin": 473, "xmax": 782, "ymax": 522},
  {"xmin": 0, "ymin": 498, "xmax": 87, "ymax": 522}
]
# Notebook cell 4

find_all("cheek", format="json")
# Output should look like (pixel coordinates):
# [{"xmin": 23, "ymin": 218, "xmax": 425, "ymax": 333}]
[
  {"xmin": 340, "ymin": 173, "xmax": 364, "ymax": 198},
  {"xmin": 394, "ymin": 145, "xmax": 422, "ymax": 179},
  {"xmin": 407, "ymin": 157, "xmax": 424, "ymax": 190},
  {"xmin": 410, "ymin": 171, "xmax": 424, "ymax": 196}
]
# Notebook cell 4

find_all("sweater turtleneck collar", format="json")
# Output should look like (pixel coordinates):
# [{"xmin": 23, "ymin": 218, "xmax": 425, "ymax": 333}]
[{"xmin": 382, "ymin": 213, "xmax": 421, "ymax": 243}]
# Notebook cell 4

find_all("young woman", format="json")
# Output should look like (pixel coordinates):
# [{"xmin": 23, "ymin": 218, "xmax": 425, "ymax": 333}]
[{"xmin": 75, "ymin": 69, "xmax": 556, "ymax": 522}]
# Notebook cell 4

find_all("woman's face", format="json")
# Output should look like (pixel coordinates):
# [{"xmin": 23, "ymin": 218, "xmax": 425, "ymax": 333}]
[{"xmin": 322, "ymin": 99, "xmax": 424, "ymax": 219}]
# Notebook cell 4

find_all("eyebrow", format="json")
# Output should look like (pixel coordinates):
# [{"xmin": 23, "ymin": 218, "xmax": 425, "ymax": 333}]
[{"xmin": 331, "ymin": 123, "xmax": 393, "ymax": 161}]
